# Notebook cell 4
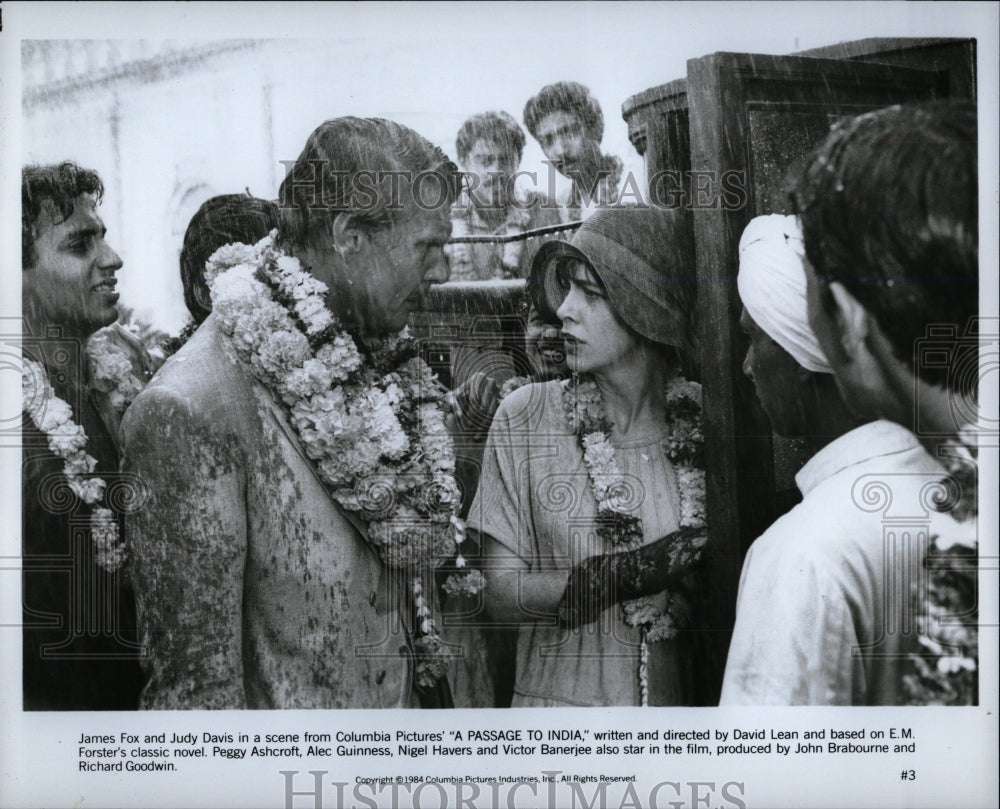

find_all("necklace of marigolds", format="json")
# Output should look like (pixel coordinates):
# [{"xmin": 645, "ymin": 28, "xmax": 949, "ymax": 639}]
[{"xmin": 205, "ymin": 231, "xmax": 483, "ymax": 688}]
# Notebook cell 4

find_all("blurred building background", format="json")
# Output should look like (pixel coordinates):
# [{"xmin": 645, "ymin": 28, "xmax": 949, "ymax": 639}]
[
  {"xmin": 21, "ymin": 6, "xmax": 987, "ymax": 336},
  {"xmin": 22, "ymin": 37, "xmax": 648, "ymax": 335}
]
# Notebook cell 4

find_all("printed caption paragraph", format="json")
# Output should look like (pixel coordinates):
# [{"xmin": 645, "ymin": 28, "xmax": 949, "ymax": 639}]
[{"xmin": 76, "ymin": 724, "xmax": 917, "ymax": 773}]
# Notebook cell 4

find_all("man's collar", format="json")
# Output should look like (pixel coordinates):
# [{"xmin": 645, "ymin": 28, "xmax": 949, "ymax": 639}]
[{"xmin": 795, "ymin": 419, "xmax": 929, "ymax": 497}]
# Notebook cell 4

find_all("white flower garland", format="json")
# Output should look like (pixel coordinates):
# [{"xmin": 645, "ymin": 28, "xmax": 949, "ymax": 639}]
[
  {"xmin": 206, "ymin": 231, "xmax": 481, "ymax": 688},
  {"xmin": 904, "ymin": 421, "xmax": 979, "ymax": 705},
  {"xmin": 22, "ymin": 358, "xmax": 125, "ymax": 571},
  {"xmin": 562, "ymin": 373, "xmax": 707, "ymax": 705},
  {"xmin": 86, "ymin": 326, "xmax": 148, "ymax": 413},
  {"xmin": 498, "ymin": 375, "xmax": 533, "ymax": 401}
]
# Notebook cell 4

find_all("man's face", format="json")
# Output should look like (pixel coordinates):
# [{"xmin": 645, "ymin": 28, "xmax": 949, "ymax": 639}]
[
  {"xmin": 464, "ymin": 138, "xmax": 517, "ymax": 206},
  {"xmin": 23, "ymin": 195, "xmax": 123, "ymax": 336},
  {"xmin": 336, "ymin": 190, "xmax": 452, "ymax": 335},
  {"xmin": 535, "ymin": 111, "xmax": 601, "ymax": 178},
  {"xmin": 740, "ymin": 307, "xmax": 811, "ymax": 436}
]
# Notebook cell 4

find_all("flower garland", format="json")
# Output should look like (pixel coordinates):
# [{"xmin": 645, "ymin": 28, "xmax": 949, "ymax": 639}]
[
  {"xmin": 86, "ymin": 326, "xmax": 148, "ymax": 413},
  {"xmin": 562, "ymin": 373, "xmax": 706, "ymax": 705},
  {"xmin": 903, "ymin": 422, "xmax": 979, "ymax": 705},
  {"xmin": 498, "ymin": 375, "xmax": 533, "ymax": 401},
  {"xmin": 205, "ymin": 231, "xmax": 482, "ymax": 687},
  {"xmin": 22, "ymin": 358, "xmax": 124, "ymax": 572}
]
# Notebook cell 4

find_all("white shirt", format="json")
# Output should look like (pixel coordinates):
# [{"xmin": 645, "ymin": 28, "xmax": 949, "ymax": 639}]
[{"xmin": 720, "ymin": 420, "xmax": 960, "ymax": 705}]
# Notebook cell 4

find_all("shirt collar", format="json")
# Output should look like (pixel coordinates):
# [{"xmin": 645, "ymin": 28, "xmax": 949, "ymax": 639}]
[{"xmin": 795, "ymin": 420, "xmax": 928, "ymax": 497}]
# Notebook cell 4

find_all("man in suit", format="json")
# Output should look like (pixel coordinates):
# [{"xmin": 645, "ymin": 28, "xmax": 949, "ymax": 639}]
[{"xmin": 122, "ymin": 118, "xmax": 460, "ymax": 709}]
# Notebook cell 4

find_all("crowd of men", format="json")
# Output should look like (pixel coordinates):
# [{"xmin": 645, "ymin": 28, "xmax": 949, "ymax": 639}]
[{"xmin": 19, "ymin": 82, "xmax": 981, "ymax": 710}]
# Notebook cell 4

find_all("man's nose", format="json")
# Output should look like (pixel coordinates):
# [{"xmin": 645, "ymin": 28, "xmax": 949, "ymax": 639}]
[
  {"xmin": 742, "ymin": 350, "xmax": 753, "ymax": 382},
  {"xmin": 98, "ymin": 240, "xmax": 123, "ymax": 272},
  {"xmin": 423, "ymin": 250, "xmax": 450, "ymax": 284}
]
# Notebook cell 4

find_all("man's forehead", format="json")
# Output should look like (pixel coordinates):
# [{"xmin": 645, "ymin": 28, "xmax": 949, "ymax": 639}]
[
  {"xmin": 36, "ymin": 194, "xmax": 102, "ymax": 233},
  {"xmin": 471, "ymin": 138, "xmax": 502, "ymax": 154},
  {"xmin": 401, "ymin": 197, "xmax": 452, "ymax": 233},
  {"xmin": 538, "ymin": 110, "xmax": 582, "ymax": 134}
]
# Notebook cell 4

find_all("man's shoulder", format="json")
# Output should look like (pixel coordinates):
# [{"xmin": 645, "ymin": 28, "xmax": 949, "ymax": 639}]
[
  {"xmin": 750, "ymin": 428, "xmax": 943, "ymax": 567},
  {"xmin": 747, "ymin": 484, "xmax": 868, "ymax": 571},
  {"xmin": 122, "ymin": 320, "xmax": 252, "ymax": 436}
]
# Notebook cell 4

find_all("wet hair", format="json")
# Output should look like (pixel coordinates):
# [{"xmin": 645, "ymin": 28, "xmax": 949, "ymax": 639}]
[
  {"xmin": 180, "ymin": 194, "xmax": 280, "ymax": 323},
  {"xmin": 277, "ymin": 117, "xmax": 460, "ymax": 250},
  {"xmin": 22, "ymin": 162, "xmax": 104, "ymax": 270},
  {"xmin": 792, "ymin": 100, "xmax": 978, "ymax": 395},
  {"xmin": 523, "ymin": 81, "xmax": 604, "ymax": 143},
  {"xmin": 455, "ymin": 111, "xmax": 526, "ymax": 166}
]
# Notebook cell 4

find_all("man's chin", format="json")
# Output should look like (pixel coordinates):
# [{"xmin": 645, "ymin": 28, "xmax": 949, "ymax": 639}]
[
  {"xmin": 90, "ymin": 308, "xmax": 120, "ymax": 334},
  {"xmin": 368, "ymin": 313, "xmax": 410, "ymax": 337}
]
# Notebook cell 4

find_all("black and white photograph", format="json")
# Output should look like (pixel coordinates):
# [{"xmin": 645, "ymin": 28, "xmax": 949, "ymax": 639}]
[{"xmin": 1, "ymin": 2, "xmax": 997, "ymax": 808}]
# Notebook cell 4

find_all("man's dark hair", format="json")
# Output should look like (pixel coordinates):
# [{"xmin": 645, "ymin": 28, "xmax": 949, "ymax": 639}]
[
  {"xmin": 523, "ymin": 81, "xmax": 604, "ymax": 143},
  {"xmin": 22, "ymin": 161, "xmax": 104, "ymax": 270},
  {"xmin": 180, "ymin": 194, "xmax": 279, "ymax": 324},
  {"xmin": 277, "ymin": 117, "xmax": 459, "ymax": 250},
  {"xmin": 792, "ymin": 100, "xmax": 978, "ymax": 395},
  {"xmin": 455, "ymin": 111, "xmax": 526, "ymax": 166}
]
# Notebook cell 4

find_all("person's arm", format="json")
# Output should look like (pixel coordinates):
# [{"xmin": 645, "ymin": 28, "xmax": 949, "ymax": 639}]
[
  {"xmin": 443, "ymin": 372, "xmax": 500, "ymax": 444},
  {"xmin": 557, "ymin": 526, "xmax": 708, "ymax": 627},
  {"xmin": 464, "ymin": 385, "xmax": 567, "ymax": 625},
  {"xmin": 121, "ymin": 386, "xmax": 248, "ymax": 709},
  {"xmin": 480, "ymin": 530, "xmax": 568, "ymax": 624}
]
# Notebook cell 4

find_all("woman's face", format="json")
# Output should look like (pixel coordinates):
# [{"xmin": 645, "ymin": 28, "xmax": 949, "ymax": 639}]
[{"xmin": 556, "ymin": 260, "xmax": 641, "ymax": 376}]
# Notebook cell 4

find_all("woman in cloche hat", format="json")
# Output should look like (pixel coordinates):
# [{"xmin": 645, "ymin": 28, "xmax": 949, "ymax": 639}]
[{"xmin": 466, "ymin": 205, "xmax": 708, "ymax": 707}]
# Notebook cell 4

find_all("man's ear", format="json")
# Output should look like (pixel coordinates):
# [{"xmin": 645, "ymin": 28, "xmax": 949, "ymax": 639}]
[
  {"xmin": 827, "ymin": 281, "xmax": 871, "ymax": 361},
  {"xmin": 330, "ymin": 214, "xmax": 366, "ymax": 257}
]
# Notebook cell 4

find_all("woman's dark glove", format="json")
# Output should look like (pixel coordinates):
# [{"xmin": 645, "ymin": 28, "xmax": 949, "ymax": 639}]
[{"xmin": 558, "ymin": 526, "xmax": 708, "ymax": 629}]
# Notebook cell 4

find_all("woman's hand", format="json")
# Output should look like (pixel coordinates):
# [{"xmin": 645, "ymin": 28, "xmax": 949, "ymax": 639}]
[{"xmin": 558, "ymin": 526, "xmax": 709, "ymax": 628}]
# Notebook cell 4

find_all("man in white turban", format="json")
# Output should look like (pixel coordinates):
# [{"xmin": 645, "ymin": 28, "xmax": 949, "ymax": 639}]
[
  {"xmin": 720, "ymin": 213, "xmax": 948, "ymax": 705},
  {"xmin": 733, "ymin": 214, "xmax": 842, "ymax": 443}
]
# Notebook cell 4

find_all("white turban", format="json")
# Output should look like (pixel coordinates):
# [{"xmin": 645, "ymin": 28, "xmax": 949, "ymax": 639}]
[{"xmin": 737, "ymin": 214, "xmax": 832, "ymax": 374}]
